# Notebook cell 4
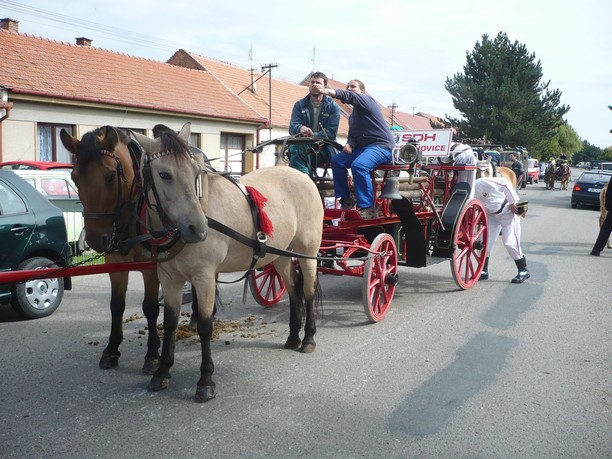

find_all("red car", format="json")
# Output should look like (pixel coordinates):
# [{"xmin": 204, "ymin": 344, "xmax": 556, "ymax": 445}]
[{"xmin": 0, "ymin": 160, "xmax": 73, "ymax": 171}]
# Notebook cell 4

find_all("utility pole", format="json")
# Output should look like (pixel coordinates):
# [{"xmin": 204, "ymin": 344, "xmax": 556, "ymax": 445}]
[
  {"xmin": 261, "ymin": 63, "xmax": 278, "ymax": 140},
  {"xmin": 388, "ymin": 102, "xmax": 398, "ymax": 128}
]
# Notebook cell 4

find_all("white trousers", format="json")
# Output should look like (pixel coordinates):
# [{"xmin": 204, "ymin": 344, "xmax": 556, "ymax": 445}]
[{"xmin": 486, "ymin": 209, "xmax": 523, "ymax": 260}]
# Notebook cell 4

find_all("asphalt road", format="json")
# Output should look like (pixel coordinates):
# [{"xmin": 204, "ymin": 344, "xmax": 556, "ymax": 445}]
[{"xmin": 1, "ymin": 169, "xmax": 610, "ymax": 458}]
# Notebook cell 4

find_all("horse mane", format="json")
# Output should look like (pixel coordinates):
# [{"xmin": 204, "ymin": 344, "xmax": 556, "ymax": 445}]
[
  {"xmin": 155, "ymin": 126, "xmax": 190, "ymax": 161},
  {"xmin": 76, "ymin": 126, "xmax": 130, "ymax": 173}
]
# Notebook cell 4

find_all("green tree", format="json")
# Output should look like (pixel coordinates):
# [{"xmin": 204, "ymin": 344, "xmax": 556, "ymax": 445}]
[
  {"xmin": 537, "ymin": 123, "xmax": 582, "ymax": 160},
  {"xmin": 571, "ymin": 140, "xmax": 603, "ymax": 164},
  {"xmin": 445, "ymin": 32, "xmax": 569, "ymax": 148}
]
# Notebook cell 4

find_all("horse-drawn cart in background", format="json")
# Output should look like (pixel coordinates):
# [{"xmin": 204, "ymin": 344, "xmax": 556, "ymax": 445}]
[{"xmin": 248, "ymin": 135, "xmax": 488, "ymax": 322}]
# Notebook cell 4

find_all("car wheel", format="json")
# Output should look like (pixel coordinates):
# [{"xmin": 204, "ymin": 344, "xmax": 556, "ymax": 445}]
[
  {"xmin": 11, "ymin": 257, "xmax": 64, "ymax": 319},
  {"xmin": 571, "ymin": 201, "xmax": 578, "ymax": 209}
]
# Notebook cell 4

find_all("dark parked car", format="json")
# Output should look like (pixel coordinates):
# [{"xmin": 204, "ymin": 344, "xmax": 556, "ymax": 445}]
[
  {"xmin": 0, "ymin": 170, "xmax": 72, "ymax": 318},
  {"xmin": 571, "ymin": 170, "xmax": 612, "ymax": 209}
]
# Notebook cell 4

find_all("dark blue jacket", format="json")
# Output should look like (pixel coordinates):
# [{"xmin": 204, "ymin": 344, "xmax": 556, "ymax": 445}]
[
  {"xmin": 288, "ymin": 94, "xmax": 340, "ymax": 158},
  {"xmin": 333, "ymin": 89, "xmax": 394, "ymax": 151}
]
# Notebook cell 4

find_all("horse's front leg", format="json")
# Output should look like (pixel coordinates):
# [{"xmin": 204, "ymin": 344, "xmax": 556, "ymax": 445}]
[
  {"xmin": 194, "ymin": 278, "xmax": 218, "ymax": 402},
  {"xmin": 141, "ymin": 270, "xmax": 161, "ymax": 375},
  {"xmin": 148, "ymin": 279, "xmax": 182, "ymax": 392},
  {"xmin": 100, "ymin": 272, "xmax": 129, "ymax": 369}
]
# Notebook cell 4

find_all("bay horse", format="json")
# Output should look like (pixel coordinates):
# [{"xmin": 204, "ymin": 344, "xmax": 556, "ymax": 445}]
[
  {"xmin": 559, "ymin": 162, "xmax": 571, "ymax": 190},
  {"xmin": 60, "ymin": 126, "xmax": 165, "ymax": 374},
  {"xmin": 131, "ymin": 123, "xmax": 323, "ymax": 402}
]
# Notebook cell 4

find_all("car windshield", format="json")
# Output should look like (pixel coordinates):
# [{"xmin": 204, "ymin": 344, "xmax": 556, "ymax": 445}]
[{"xmin": 579, "ymin": 172, "xmax": 612, "ymax": 184}]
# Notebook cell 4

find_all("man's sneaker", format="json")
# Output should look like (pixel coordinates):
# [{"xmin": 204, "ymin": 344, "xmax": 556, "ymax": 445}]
[
  {"xmin": 511, "ymin": 269, "xmax": 530, "ymax": 284},
  {"xmin": 339, "ymin": 196, "xmax": 356, "ymax": 209},
  {"xmin": 358, "ymin": 207, "xmax": 379, "ymax": 219},
  {"xmin": 479, "ymin": 270, "xmax": 488, "ymax": 280}
]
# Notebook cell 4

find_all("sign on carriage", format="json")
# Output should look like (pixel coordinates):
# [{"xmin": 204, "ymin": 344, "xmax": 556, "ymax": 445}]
[{"xmin": 392, "ymin": 129, "xmax": 453, "ymax": 158}]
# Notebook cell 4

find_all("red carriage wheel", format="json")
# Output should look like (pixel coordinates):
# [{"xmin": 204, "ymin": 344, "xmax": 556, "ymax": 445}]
[
  {"xmin": 451, "ymin": 199, "xmax": 488, "ymax": 289},
  {"xmin": 362, "ymin": 233, "xmax": 398, "ymax": 322},
  {"xmin": 248, "ymin": 263, "xmax": 286, "ymax": 307}
]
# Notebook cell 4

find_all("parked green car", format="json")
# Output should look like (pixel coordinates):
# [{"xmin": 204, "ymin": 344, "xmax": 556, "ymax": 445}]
[{"xmin": 0, "ymin": 170, "xmax": 72, "ymax": 318}]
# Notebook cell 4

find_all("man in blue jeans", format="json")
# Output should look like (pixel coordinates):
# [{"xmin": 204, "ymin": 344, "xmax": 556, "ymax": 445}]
[{"xmin": 322, "ymin": 79, "xmax": 394, "ymax": 219}]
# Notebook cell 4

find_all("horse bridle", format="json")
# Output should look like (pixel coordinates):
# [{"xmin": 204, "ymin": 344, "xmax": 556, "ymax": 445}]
[{"xmin": 140, "ymin": 145, "xmax": 204, "ymax": 231}]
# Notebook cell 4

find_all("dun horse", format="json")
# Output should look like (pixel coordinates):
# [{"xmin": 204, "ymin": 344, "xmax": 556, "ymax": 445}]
[
  {"xmin": 132, "ymin": 123, "xmax": 323, "ymax": 402},
  {"xmin": 60, "ymin": 126, "xmax": 163, "ymax": 374}
]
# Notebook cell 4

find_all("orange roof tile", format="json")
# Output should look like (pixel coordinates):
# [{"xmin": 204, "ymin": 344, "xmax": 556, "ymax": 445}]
[
  {"xmin": 168, "ymin": 52, "xmax": 349, "ymax": 136},
  {"xmin": 0, "ymin": 30, "xmax": 265, "ymax": 123}
]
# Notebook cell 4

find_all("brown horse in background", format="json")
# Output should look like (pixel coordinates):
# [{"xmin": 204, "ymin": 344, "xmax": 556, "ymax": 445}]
[{"xmin": 559, "ymin": 163, "xmax": 571, "ymax": 190}]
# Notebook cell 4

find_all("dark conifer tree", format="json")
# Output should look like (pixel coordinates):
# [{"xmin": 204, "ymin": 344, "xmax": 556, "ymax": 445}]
[{"xmin": 445, "ymin": 32, "xmax": 569, "ymax": 147}]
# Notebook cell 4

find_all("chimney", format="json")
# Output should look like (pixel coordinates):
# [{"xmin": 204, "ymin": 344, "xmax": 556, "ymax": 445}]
[
  {"xmin": 76, "ymin": 37, "xmax": 92, "ymax": 47},
  {"xmin": 0, "ymin": 18, "xmax": 19, "ymax": 33}
]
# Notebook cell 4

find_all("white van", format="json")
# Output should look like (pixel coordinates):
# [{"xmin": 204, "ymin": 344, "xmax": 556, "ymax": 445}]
[{"xmin": 11, "ymin": 170, "xmax": 86, "ymax": 250}]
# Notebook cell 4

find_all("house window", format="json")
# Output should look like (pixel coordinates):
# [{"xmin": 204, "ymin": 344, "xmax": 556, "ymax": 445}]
[
  {"xmin": 37, "ymin": 123, "xmax": 74, "ymax": 163},
  {"xmin": 220, "ymin": 133, "xmax": 245, "ymax": 175},
  {"xmin": 189, "ymin": 133, "xmax": 200, "ymax": 148}
]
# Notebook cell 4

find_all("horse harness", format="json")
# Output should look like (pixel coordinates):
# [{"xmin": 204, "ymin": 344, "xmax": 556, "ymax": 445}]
[{"xmin": 138, "ymin": 140, "xmax": 278, "ymax": 271}]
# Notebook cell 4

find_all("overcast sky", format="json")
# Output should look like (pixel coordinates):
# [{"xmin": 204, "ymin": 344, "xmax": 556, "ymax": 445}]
[{"xmin": 2, "ymin": 0, "xmax": 611, "ymax": 148}]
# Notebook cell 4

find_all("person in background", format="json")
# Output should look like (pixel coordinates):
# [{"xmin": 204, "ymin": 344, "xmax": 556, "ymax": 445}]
[
  {"xmin": 510, "ymin": 152, "xmax": 524, "ymax": 191},
  {"xmin": 590, "ymin": 174, "xmax": 612, "ymax": 256},
  {"xmin": 474, "ymin": 176, "xmax": 530, "ymax": 283},
  {"xmin": 288, "ymin": 71, "xmax": 340, "ymax": 175},
  {"xmin": 322, "ymin": 79, "xmax": 395, "ymax": 219}
]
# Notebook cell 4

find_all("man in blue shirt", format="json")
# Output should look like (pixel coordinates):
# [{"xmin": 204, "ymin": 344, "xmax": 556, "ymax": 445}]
[
  {"xmin": 288, "ymin": 71, "xmax": 340, "ymax": 175},
  {"xmin": 322, "ymin": 79, "xmax": 394, "ymax": 219}
]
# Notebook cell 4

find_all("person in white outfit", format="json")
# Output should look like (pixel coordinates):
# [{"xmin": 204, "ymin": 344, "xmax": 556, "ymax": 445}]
[
  {"xmin": 474, "ymin": 176, "xmax": 530, "ymax": 283},
  {"xmin": 451, "ymin": 143, "xmax": 478, "ymax": 199}
]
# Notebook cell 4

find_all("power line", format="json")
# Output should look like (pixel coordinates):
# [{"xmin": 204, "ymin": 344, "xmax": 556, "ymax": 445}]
[{"xmin": 0, "ymin": 0, "xmax": 201, "ymax": 53}]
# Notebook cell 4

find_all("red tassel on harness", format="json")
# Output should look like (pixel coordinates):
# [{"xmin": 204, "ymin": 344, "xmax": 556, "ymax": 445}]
[{"xmin": 245, "ymin": 185, "xmax": 274, "ymax": 237}]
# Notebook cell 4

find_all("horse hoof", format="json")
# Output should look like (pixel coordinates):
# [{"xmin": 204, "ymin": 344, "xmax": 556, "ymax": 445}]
[
  {"xmin": 142, "ymin": 358, "xmax": 160, "ymax": 375},
  {"xmin": 148, "ymin": 375, "xmax": 171, "ymax": 392},
  {"xmin": 195, "ymin": 385, "xmax": 216, "ymax": 403},
  {"xmin": 283, "ymin": 337, "xmax": 301, "ymax": 350},
  {"xmin": 99, "ymin": 354, "xmax": 119, "ymax": 369},
  {"xmin": 300, "ymin": 342, "xmax": 316, "ymax": 353}
]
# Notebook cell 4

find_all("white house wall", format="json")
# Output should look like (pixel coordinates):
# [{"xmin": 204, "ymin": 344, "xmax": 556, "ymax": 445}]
[{"xmin": 1, "ymin": 98, "xmax": 263, "ymax": 170}]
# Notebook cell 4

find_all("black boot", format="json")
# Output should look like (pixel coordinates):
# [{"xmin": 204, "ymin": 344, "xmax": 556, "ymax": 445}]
[
  {"xmin": 479, "ymin": 257, "xmax": 489, "ymax": 280},
  {"xmin": 511, "ymin": 256, "xmax": 530, "ymax": 283}
]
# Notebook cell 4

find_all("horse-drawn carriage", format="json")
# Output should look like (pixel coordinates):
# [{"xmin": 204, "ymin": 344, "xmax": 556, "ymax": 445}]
[
  {"xmin": 246, "ymin": 135, "xmax": 488, "ymax": 322},
  {"xmin": 2, "ymin": 125, "xmax": 488, "ymax": 402},
  {"xmin": 545, "ymin": 159, "xmax": 571, "ymax": 190}
]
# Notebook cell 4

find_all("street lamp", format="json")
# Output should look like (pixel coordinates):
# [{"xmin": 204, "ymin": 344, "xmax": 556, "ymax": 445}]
[{"xmin": 0, "ymin": 86, "xmax": 13, "ymax": 122}]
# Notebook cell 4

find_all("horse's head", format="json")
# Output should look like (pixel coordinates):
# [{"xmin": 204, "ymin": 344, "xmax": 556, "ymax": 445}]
[
  {"xmin": 60, "ymin": 126, "xmax": 136, "ymax": 253},
  {"xmin": 131, "ymin": 123, "xmax": 208, "ymax": 244}
]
